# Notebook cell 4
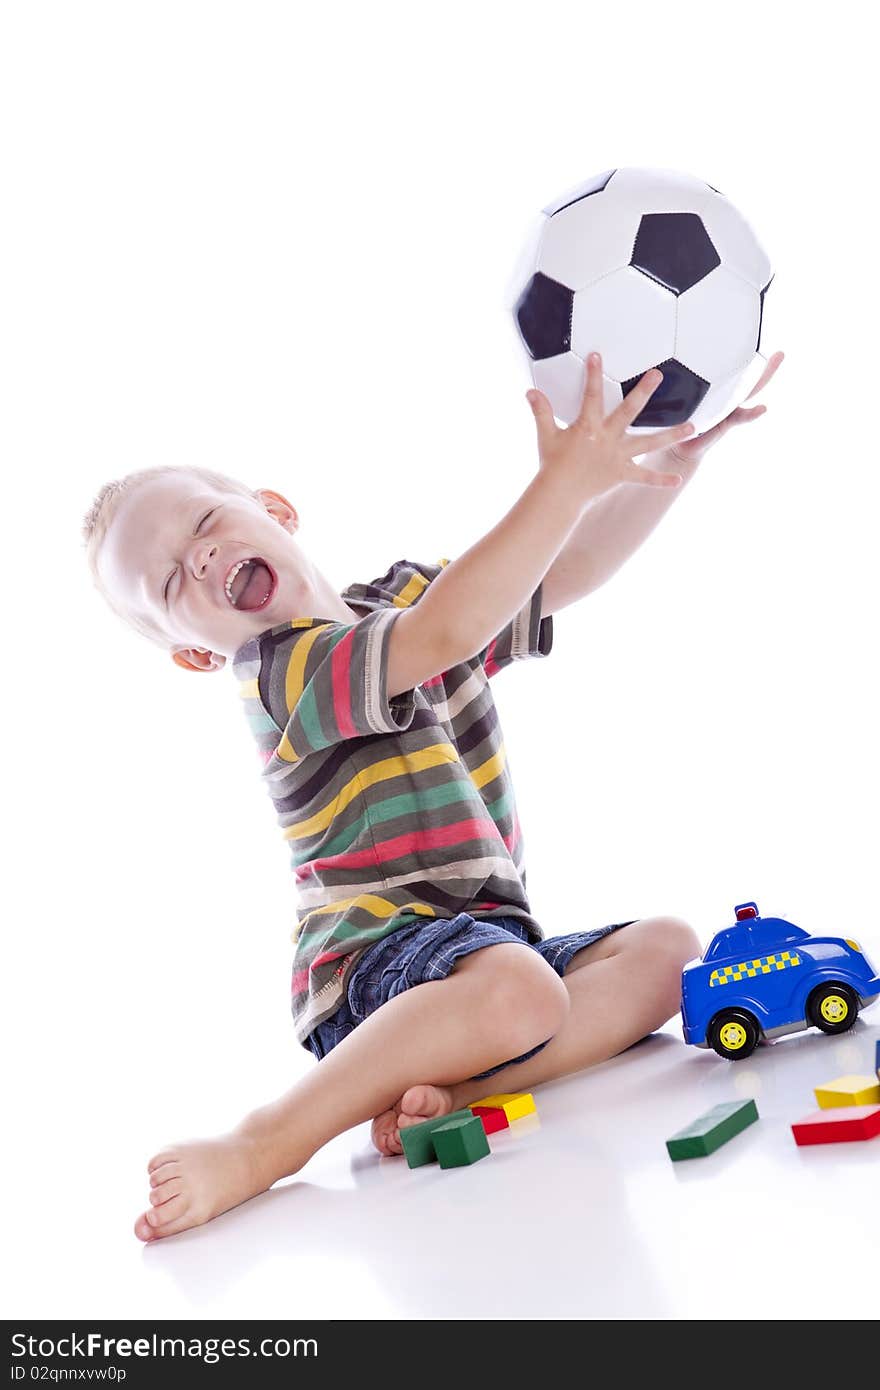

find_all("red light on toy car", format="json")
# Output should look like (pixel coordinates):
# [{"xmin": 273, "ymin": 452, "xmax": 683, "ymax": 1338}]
[{"xmin": 735, "ymin": 904, "xmax": 758, "ymax": 921}]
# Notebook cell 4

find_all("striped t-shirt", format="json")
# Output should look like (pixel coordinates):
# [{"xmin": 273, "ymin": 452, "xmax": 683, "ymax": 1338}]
[{"xmin": 232, "ymin": 558, "xmax": 554, "ymax": 1045}]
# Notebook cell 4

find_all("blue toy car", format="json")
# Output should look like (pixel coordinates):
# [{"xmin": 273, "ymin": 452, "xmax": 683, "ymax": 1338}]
[{"xmin": 681, "ymin": 902, "xmax": 880, "ymax": 1059}]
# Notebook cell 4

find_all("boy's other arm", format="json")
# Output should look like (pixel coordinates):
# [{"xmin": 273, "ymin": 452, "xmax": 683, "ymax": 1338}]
[
  {"xmin": 539, "ymin": 349, "xmax": 785, "ymax": 615},
  {"xmin": 538, "ymin": 448, "xmax": 701, "ymax": 617},
  {"xmin": 386, "ymin": 354, "xmax": 694, "ymax": 699}
]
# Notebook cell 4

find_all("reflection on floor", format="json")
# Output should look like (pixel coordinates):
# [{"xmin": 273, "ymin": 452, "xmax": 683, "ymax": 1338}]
[{"xmin": 134, "ymin": 1019, "xmax": 880, "ymax": 1320}]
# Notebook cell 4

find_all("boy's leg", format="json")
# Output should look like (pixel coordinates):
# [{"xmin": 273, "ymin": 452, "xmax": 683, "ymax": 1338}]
[
  {"xmin": 136, "ymin": 941, "xmax": 569, "ymax": 1242},
  {"xmin": 458, "ymin": 914, "xmax": 699, "ymax": 1097},
  {"xmin": 380, "ymin": 915, "xmax": 700, "ymax": 1151}
]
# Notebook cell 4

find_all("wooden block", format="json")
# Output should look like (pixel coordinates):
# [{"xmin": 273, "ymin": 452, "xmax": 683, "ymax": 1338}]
[
  {"xmin": 432, "ymin": 1115, "xmax": 491, "ymax": 1168},
  {"xmin": 792, "ymin": 1104, "xmax": 880, "ymax": 1146},
  {"xmin": 399, "ymin": 1108, "xmax": 474, "ymax": 1169},
  {"xmin": 470, "ymin": 1105, "xmax": 509, "ymax": 1135},
  {"xmin": 814, "ymin": 1074, "xmax": 880, "ymax": 1108},
  {"xmin": 469, "ymin": 1091, "xmax": 536, "ymax": 1122},
  {"xmin": 666, "ymin": 1098, "xmax": 759, "ymax": 1161}
]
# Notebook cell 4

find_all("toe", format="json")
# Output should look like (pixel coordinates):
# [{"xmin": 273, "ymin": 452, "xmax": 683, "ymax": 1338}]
[
  {"xmin": 147, "ymin": 1151, "xmax": 177, "ymax": 1175},
  {"xmin": 134, "ymin": 1212, "xmax": 155, "ymax": 1243},
  {"xmin": 149, "ymin": 1162, "xmax": 181, "ymax": 1188},
  {"xmin": 135, "ymin": 1205, "xmax": 194, "ymax": 1243},
  {"xmin": 149, "ymin": 1177, "xmax": 183, "ymax": 1207},
  {"xmin": 372, "ymin": 1125, "xmax": 390, "ymax": 1153},
  {"xmin": 142, "ymin": 1209, "xmax": 202, "ymax": 1240},
  {"xmin": 400, "ymin": 1084, "xmax": 451, "ymax": 1122},
  {"xmin": 371, "ymin": 1105, "xmax": 404, "ymax": 1156},
  {"xmin": 145, "ymin": 1194, "xmax": 187, "ymax": 1230}
]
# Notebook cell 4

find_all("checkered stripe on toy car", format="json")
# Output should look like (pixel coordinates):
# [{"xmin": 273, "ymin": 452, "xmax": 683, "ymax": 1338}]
[{"xmin": 709, "ymin": 951, "xmax": 802, "ymax": 986}]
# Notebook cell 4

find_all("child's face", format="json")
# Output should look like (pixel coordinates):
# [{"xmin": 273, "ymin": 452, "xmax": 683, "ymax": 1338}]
[{"xmin": 97, "ymin": 472, "xmax": 316, "ymax": 670}]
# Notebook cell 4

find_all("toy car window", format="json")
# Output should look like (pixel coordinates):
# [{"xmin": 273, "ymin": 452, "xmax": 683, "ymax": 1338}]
[
  {"xmin": 704, "ymin": 932, "xmax": 735, "ymax": 961},
  {"xmin": 705, "ymin": 929, "xmax": 757, "ymax": 961}
]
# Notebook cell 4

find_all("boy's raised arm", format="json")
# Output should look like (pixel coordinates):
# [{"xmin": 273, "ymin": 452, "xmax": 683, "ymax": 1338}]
[{"xmin": 386, "ymin": 353, "xmax": 694, "ymax": 699}]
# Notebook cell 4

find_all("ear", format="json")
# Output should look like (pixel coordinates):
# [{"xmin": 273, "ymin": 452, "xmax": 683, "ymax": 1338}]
[
  {"xmin": 255, "ymin": 488, "xmax": 299, "ymax": 533},
  {"xmin": 171, "ymin": 647, "xmax": 227, "ymax": 673}
]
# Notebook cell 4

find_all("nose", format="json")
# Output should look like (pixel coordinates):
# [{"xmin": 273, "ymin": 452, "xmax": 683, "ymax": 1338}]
[{"xmin": 189, "ymin": 539, "xmax": 219, "ymax": 580}]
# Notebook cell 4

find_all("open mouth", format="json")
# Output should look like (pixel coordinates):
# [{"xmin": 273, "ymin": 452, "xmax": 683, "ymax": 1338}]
[{"xmin": 224, "ymin": 557, "xmax": 278, "ymax": 611}]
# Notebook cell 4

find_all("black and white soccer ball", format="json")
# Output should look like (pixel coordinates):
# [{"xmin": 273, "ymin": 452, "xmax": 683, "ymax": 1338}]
[{"xmin": 508, "ymin": 167, "xmax": 774, "ymax": 438}]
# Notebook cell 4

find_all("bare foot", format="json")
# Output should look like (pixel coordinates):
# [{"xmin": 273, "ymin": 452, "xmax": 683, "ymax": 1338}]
[
  {"xmin": 370, "ymin": 1083, "xmax": 457, "ymax": 1157},
  {"xmin": 134, "ymin": 1133, "xmax": 267, "ymax": 1242}
]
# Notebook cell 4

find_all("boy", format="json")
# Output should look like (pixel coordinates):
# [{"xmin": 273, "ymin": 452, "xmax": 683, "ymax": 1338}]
[{"xmin": 83, "ymin": 349, "xmax": 782, "ymax": 1242}]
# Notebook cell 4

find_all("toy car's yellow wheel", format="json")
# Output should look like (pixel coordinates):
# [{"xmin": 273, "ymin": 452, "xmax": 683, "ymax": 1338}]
[
  {"xmin": 820, "ymin": 995, "xmax": 847, "ymax": 1024},
  {"xmin": 719, "ymin": 1020, "xmax": 749, "ymax": 1050},
  {"xmin": 807, "ymin": 982, "xmax": 859, "ymax": 1035},
  {"xmin": 708, "ymin": 1009, "xmax": 760, "ymax": 1060}
]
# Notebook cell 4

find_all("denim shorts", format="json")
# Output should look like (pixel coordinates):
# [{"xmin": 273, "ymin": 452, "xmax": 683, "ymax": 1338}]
[{"xmin": 305, "ymin": 911, "xmax": 636, "ymax": 1080}]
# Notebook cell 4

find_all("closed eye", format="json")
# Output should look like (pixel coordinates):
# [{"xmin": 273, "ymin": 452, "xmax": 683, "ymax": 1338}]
[{"xmin": 162, "ymin": 506, "xmax": 220, "ymax": 604}]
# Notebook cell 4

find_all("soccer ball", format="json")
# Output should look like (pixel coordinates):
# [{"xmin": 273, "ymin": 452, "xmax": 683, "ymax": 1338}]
[{"xmin": 507, "ymin": 167, "xmax": 774, "ymax": 438}]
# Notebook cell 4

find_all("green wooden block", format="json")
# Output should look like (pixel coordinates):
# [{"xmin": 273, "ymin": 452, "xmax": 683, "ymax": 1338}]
[
  {"xmin": 399, "ymin": 1108, "xmax": 474, "ymax": 1169},
  {"xmin": 432, "ymin": 1114, "xmax": 491, "ymax": 1168},
  {"xmin": 666, "ymin": 1098, "xmax": 759, "ymax": 1161}
]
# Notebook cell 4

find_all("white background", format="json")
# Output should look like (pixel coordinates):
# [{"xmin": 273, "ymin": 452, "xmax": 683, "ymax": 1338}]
[{"xmin": 2, "ymin": 0, "xmax": 878, "ymax": 1322}]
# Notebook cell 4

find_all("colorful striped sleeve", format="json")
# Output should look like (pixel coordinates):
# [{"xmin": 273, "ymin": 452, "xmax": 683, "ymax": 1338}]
[
  {"xmin": 477, "ymin": 580, "xmax": 554, "ymax": 680},
  {"xmin": 389, "ymin": 558, "xmax": 554, "ymax": 680},
  {"xmin": 256, "ymin": 608, "xmax": 419, "ymax": 762}
]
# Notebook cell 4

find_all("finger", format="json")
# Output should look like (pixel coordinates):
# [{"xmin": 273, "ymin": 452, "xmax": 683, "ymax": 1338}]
[
  {"xmin": 744, "ymin": 364, "xmax": 772, "ymax": 397},
  {"xmin": 607, "ymin": 368, "xmax": 664, "ymax": 432},
  {"xmin": 626, "ymin": 421, "xmax": 696, "ymax": 457},
  {"xmin": 575, "ymin": 351, "xmax": 606, "ymax": 429},
  {"xmin": 620, "ymin": 459, "xmax": 683, "ymax": 488},
  {"xmin": 744, "ymin": 350, "xmax": 784, "ymax": 399},
  {"xmin": 723, "ymin": 404, "xmax": 766, "ymax": 433},
  {"xmin": 525, "ymin": 388, "xmax": 557, "ymax": 443}
]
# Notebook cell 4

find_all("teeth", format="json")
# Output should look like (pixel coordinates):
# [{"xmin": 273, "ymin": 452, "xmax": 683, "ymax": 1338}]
[{"xmin": 225, "ymin": 559, "xmax": 250, "ymax": 606}]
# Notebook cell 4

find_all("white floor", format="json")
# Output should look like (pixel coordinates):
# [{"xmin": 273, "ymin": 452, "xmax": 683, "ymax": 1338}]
[{"xmin": 8, "ymin": 1016, "xmax": 878, "ymax": 1321}]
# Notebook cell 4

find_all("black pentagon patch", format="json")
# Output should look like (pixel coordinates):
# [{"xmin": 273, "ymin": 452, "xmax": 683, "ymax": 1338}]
[
  {"xmin": 514, "ymin": 272, "xmax": 574, "ymax": 360},
  {"xmin": 620, "ymin": 359, "xmax": 710, "ymax": 427},
  {"xmin": 543, "ymin": 169, "xmax": 617, "ymax": 218},
  {"xmin": 757, "ymin": 274, "xmax": 774, "ymax": 353},
  {"xmin": 631, "ymin": 213, "xmax": 721, "ymax": 295}
]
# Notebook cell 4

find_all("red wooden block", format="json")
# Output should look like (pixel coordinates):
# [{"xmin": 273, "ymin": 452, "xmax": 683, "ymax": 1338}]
[
  {"xmin": 471, "ymin": 1105, "xmax": 510, "ymax": 1135},
  {"xmin": 791, "ymin": 1103, "xmax": 880, "ymax": 1146}
]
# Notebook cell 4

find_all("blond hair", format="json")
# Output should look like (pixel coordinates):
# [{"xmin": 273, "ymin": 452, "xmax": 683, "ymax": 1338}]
[{"xmin": 81, "ymin": 464, "xmax": 257, "ymax": 647}]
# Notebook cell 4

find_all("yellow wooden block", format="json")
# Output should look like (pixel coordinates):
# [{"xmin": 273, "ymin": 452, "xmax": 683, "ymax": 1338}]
[
  {"xmin": 469, "ymin": 1091, "xmax": 537, "ymax": 1122},
  {"xmin": 814, "ymin": 1074, "xmax": 880, "ymax": 1108}
]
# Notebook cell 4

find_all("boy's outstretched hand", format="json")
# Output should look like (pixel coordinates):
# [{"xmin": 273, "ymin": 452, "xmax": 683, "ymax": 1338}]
[
  {"xmin": 667, "ymin": 350, "xmax": 785, "ymax": 467},
  {"xmin": 527, "ymin": 350, "xmax": 785, "ymax": 488},
  {"xmin": 526, "ymin": 352, "xmax": 697, "ymax": 504}
]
